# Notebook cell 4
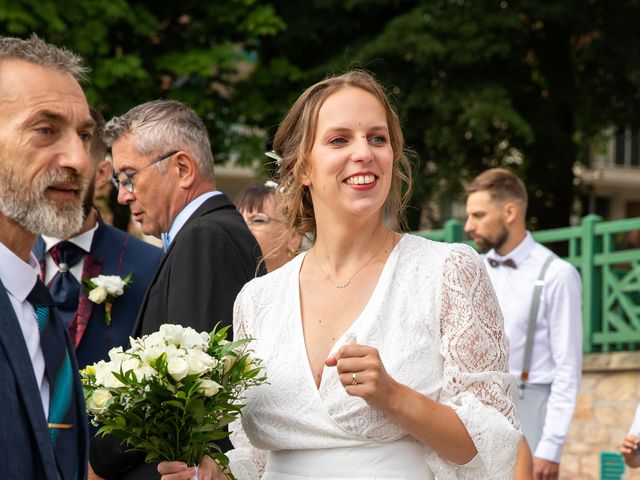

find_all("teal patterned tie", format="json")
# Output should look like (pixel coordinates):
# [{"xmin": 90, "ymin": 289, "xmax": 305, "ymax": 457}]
[{"xmin": 27, "ymin": 279, "xmax": 80, "ymax": 479}]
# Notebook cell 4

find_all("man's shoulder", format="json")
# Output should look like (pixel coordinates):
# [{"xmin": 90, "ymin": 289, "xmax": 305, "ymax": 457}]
[
  {"xmin": 181, "ymin": 200, "xmax": 249, "ymax": 239},
  {"xmin": 99, "ymin": 224, "xmax": 161, "ymax": 254},
  {"xmin": 531, "ymin": 241, "xmax": 580, "ymax": 282}
]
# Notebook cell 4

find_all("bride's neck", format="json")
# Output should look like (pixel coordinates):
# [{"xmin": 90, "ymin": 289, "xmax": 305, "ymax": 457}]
[{"xmin": 313, "ymin": 220, "xmax": 391, "ymax": 272}]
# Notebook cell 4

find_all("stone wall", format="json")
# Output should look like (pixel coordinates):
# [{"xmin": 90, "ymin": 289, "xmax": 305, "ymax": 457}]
[{"xmin": 561, "ymin": 352, "xmax": 640, "ymax": 479}]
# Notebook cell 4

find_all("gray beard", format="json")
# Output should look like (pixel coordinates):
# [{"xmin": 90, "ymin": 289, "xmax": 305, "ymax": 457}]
[{"xmin": 0, "ymin": 163, "xmax": 87, "ymax": 238}]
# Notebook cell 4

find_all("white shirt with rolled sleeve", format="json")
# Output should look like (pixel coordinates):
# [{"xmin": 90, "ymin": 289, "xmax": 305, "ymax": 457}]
[{"xmin": 485, "ymin": 232, "xmax": 583, "ymax": 463}]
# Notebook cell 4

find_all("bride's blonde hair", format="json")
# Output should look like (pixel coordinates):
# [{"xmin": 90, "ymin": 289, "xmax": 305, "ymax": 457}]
[{"xmin": 273, "ymin": 70, "xmax": 413, "ymax": 238}]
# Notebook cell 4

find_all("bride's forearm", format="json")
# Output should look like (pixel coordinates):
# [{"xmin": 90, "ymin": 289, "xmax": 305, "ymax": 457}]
[{"xmin": 383, "ymin": 380, "xmax": 477, "ymax": 464}]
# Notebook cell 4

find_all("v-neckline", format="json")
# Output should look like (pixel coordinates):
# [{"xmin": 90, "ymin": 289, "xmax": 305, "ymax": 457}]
[{"xmin": 293, "ymin": 235, "xmax": 405, "ymax": 392}]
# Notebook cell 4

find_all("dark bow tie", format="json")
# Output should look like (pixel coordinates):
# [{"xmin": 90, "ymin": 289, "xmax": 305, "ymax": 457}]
[{"xmin": 488, "ymin": 257, "xmax": 517, "ymax": 269}]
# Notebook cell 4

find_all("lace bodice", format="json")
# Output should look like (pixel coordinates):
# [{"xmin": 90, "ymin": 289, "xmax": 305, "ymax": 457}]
[{"xmin": 228, "ymin": 234, "xmax": 520, "ymax": 479}]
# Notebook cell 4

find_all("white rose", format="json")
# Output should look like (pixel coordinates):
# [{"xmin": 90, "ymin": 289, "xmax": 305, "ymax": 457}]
[
  {"xmin": 181, "ymin": 327, "xmax": 208, "ymax": 350},
  {"xmin": 132, "ymin": 365, "xmax": 156, "ymax": 381},
  {"xmin": 108, "ymin": 346, "xmax": 126, "ymax": 362},
  {"xmin": 121, "ymin": 357, "xmax": 141, "ymax": 374},
  {"xmin": 92, "ymin": 275, "xmax": 126, "ymax": 295},
  {"xmin": 167, "ymin": 356, "xmax": 189, "ymax": 381},
  {"xmin": 94, "ymin": 360, "xmax": 124, "ymax": 389},
  {"xmin": 185, "ymin": 349, "xmax": 216, "ymax": 376},
  {"xmin": 222, "ymin": 355, "xmax": 236, "ymax": 374},
  {"xmin": 138, "ymin": 345, "xmax": 166, "ymax": 366},
  {"xmin": 143, "ymin": 332, "xmax": 166, "ymax": 348},
  {"xmin": 159, "ymin": 324, "xmax": 185, "ymax": 346},
  {"xmin": 86, "ymin": 389, "xmax": 112, "ymax": 414},
  {"xmin": 88, "ymin": 286, "xmax": 108, "ymax": 304},
  {"xmin": 198, "ymin": 379, "xmax": 221, "ymax": 397}
]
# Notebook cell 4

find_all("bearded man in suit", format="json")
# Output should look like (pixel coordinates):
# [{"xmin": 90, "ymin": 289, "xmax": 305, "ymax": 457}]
[
  {"xmin": 89, "ymin": 99, "xmax": 263, "ymax": 479},
  {"xmin": 0, "ymin": 34, "xmax": 94, "ymax": 480},
  {"xmin": 33, "ymin": 108, "xmax": 162, "ymax": 371}
]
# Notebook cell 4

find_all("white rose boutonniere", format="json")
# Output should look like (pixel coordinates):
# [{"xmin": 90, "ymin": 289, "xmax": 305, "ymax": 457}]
[{"xmin": 84, "ymin": 273, "xmax": 132, "ymax": 326}]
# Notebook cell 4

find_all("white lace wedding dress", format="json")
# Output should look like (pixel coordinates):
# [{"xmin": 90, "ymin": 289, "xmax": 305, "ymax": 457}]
[{"xmin": 227, "ymin": 234, "xmax": 521, "ymax": 479}]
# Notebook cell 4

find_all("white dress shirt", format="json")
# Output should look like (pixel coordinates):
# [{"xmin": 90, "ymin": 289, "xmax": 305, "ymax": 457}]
[
  {"xmin": 485, "ymin": 232, "xmax": 583, "ymax": 462},
  {"xmin": 163, "ymin": 191, "xmax": 220, "ymax": 248},
  {"xmin": 41, "ymin": 222, "xmax": 98, "ymax": 284},
  {"xmin": 0, "ymin": 242, "xmax": 50, "ymax": 417}
]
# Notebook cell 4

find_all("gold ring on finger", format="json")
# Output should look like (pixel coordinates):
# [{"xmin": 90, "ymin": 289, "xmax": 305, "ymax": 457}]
[{"xmin": 351, "ymin": 372, "xmax": 358, "ymax": 385}]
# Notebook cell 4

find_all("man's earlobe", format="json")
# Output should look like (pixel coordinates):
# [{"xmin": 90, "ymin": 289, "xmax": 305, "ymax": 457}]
[
  {"xmin": 175, "ymin": 153, "xmax": 194, "ymax": 178},
  {"xmin": 504, "ymin": 202, "xmax": 519, "ymax": 224},
  {"xmin": 94, "ymin": 160, "xmax": 112, "ymax": 189}
]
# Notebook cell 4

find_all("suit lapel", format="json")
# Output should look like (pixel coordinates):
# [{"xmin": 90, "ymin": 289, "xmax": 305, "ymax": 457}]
[{"xmin": 0, "ymin": 281, "xmax": 58, "ymax": 479}]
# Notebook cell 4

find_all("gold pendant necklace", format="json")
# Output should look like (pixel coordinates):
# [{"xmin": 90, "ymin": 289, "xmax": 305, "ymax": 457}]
[{"xmin": 313, "ymin": 231, "xmax": 391, "ymax": 289}]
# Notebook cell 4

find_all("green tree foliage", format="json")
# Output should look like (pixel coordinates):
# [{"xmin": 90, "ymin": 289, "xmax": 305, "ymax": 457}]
[
  {"xmin": 238, "ymin": 0, "xmax": 640, "ymax": 229},
  {"xmin": 1, "ymin": 0, "xmax": 284, "ymax": 229},
  {"xmin": 0, "ymin": 0, "xmax": 284, "ymax": 164},
  {"xmin": 3, "ymin": 1, "xmax": 639, "ymax": 229}
]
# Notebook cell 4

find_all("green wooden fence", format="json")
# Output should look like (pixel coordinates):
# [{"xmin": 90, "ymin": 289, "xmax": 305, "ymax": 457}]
[{"xmin": 414, "ymin": 215, "xmax": 640, "ymax": 353}]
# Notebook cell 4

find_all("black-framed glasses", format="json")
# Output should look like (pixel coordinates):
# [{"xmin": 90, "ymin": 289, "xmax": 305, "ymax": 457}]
[
  {"xmin": 244, "ymin": 213, "xmax": 283, "ymax": 227},
  {"xmin": 111, "ymin": 150, "xmax": 179, "ymax": 193}
]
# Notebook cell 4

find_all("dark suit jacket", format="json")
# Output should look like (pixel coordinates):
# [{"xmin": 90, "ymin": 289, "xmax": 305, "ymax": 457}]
[
  {"xmin": 34, "ymin": 219, "xmax": 162, "ymax": 369},
  {"xmin": 0, "ymin": 279, "xmax": 89, "ymax": 480},
  {"xmin": 90, "ymin": 193, "xmax": 264, "ymax": 480}
]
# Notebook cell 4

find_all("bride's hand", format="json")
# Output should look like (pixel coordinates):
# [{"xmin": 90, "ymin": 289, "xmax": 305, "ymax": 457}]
[
  {"xmin": 158, "ymin": 455, "xmax": 228, "ymax": 480},
  {"xmin": 326, "ymin": 343, "xmax": 400, "ymax": 412}
]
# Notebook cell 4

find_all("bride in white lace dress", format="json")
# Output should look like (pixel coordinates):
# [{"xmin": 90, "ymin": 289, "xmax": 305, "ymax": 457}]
[{"xmin": 158, "ymin": 71, "xmax": 521, "ymax": 480}]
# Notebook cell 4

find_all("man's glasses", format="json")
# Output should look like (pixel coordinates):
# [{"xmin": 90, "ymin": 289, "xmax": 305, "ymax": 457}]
[
  {"xmin": 245, "ymin": 213, "xmax": 283, "ymax": 226},
  {"xmin": 111, "ymin": 150, "xmax": 178, "ymax": 193}
]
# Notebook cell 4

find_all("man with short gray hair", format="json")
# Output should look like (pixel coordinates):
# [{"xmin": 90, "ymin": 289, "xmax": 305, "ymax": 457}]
[
  {"xmin": 90, "ymin": 99, "xmax": 263, "ymax": 479},
  {"xmin": 0, "ymin": 34, "xmax": 94, "ymax": 480}
]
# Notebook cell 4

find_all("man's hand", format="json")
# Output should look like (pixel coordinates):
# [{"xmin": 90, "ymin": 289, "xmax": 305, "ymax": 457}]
[
  {"xmin": 621, "ymin": 434, "xmax": 640, "ymax": 468},
  {"xmin": 88, "ymin": 463, "xmax": 105, "ymax": 480},
  {"xmin": 532, "ymin": 457, "xmax": 559, "ymax": 480}
]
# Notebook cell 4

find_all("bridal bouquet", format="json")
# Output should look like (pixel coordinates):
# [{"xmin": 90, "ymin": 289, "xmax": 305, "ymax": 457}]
[{"xmin": 81, "ymin": 323, "xmax": 265, "ymax": 477}]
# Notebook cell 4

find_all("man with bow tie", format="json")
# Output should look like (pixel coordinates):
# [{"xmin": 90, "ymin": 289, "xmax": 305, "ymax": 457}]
[
  {"xmin": 465, "ymin": 168, "xmax": 583, "ymax": 480},
  {"xmin": 33, "ymin": 108, "xmax": 162, "ymax": 371}
]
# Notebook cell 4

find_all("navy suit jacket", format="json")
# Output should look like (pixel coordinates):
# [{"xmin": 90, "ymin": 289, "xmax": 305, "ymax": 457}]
[
  {"xmin": 0, "ymin": 279, "xmax": 89, "ymax": 480},
  {"xmin": 34, "ymin": 219, "xmax": 162, "ymax": 369}
]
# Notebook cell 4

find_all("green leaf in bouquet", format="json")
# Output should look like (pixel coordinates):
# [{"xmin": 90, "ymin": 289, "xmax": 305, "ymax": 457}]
[
  {"xmin": 162, "ymin": 399, "xmax": 186, "ymax": 411},
  {"xmin": 192, "ymin": 431, "xmax": 229, "ymax": 442},
  {"xmin": 242, "ymin": 366, "xmax": 263, "ymax": 379},
  {"xmin": 150, "ymin": 352, "xmax": 168, "ymax": 374},
  {"xmin": 187, "ymin": 398, "xmax": 206, "ymax": 424},
  {"xmin": 209, "ymin": 322, "xmax": 231, "ymax": 343}
]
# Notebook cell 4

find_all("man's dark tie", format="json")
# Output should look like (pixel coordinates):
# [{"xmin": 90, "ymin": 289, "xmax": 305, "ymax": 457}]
[
  {"xmin": 27, "ymin": 279, "xmax": 80, "ymax": 480},
  {"xmin": 488, "ymin": 257, "xmax": 517, "ymax": 269},
  {"xmin": 49, "ymin": 241, "xmax": 85, "ymax": 326}
]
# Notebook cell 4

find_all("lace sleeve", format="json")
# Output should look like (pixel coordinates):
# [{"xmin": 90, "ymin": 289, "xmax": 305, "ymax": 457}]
[
  {"xmin": 227, "ymin": 286, "xmax": 267, "ymax": 479},
  {"xmin": 426, "ymin": 244, "xmax": 521, "ymax": 479}
]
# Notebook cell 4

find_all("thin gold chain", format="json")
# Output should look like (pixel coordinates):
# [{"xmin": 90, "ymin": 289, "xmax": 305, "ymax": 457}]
[{"xmin": 313, "ymin": 231, "xmax": 391, "ymax": 289}]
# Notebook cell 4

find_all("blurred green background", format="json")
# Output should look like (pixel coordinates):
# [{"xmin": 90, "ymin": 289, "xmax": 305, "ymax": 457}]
[{"xmin": 3, "ymin": 0, "xmax": 640, "ymax": 231}]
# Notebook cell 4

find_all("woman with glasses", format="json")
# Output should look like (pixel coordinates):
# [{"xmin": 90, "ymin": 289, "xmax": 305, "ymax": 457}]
[
  {"xmin": 235, "ymin": 182, "xmax": 303, "ymax": 272},
  {"xmin": 159, "ymin": 71, "xmax": 521, "ymax": 480}
]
